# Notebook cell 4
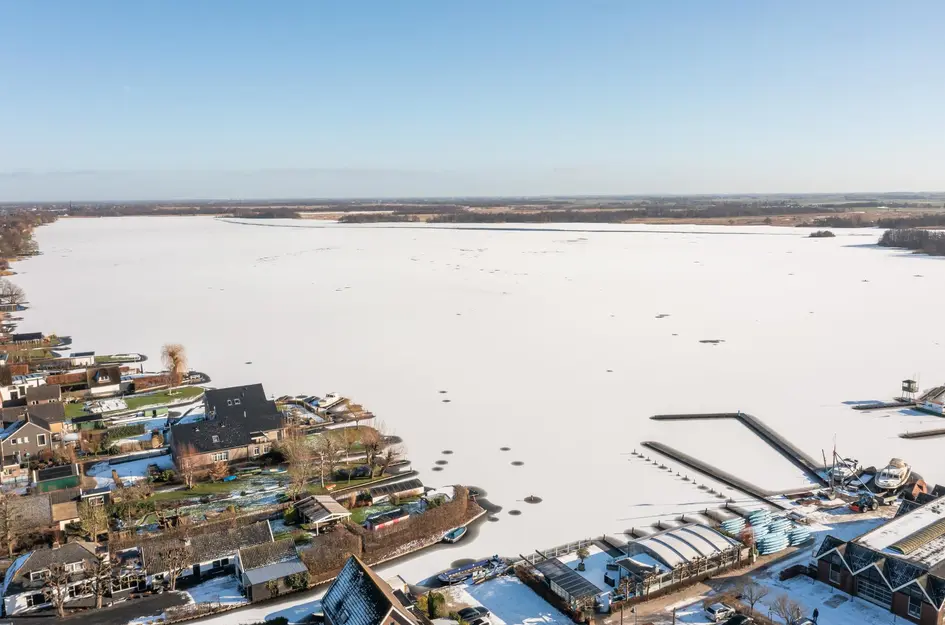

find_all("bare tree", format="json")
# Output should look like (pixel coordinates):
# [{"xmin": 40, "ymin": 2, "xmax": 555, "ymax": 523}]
[
  {"xmin": 0, "ymin": 279, "xmax": 26, "ymax": 307},
  {"xmin": 79, "ymin": 501, "xmax": 109, "ymax": 541},
  {"xmin": 89, "ymin": 554, "xmax": 112, "ymax": 609},
  {"xmin": 280, "ymin": 428, "xmax": 315, "ymax": 496},
  {"xmin": 0, "ymin": 491, "xmax": 22, "ymax": 558},
  {"xmin": 316, "ymin": 435, "xmax": 342, "ymax": 480},
  {"xmin": 176, "ymin": 442, "xmax": 201, "ymax": 488},
  {"xmin": 378, "ymin": 445, "xmax": 401, "ymax": 476},
  {"xmin": 361, "ymin": 428, "xmax": 382, "ymax": 477},
  {"xmin": 741, "ymin": 582, "xmax": 770, "ymax": 615},
  {"xmin": 42, "ymin": 563, "xmax": 72, "ymax": 618},
  {"xmin": 159, "ymin": 540, "xmax": 193, "ymax": 591},
  {"xmin": 161, "ymin": 343, "xmax": 188, "ymax": 390},
  {"xmin": 772, "ymin": 593, "xmax": 804, "ymax": 624},
  {"xmin": 209, "ymin": 460, "xmax": 228, "ymax": 481}
]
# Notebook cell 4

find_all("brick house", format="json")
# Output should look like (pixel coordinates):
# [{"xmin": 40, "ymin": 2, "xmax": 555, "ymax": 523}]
[
  {"xmin": 814, "ymin": 496, "xmax": 945, "ymax": 624},
  {"xmin": 170, "ymin": 383, "xmax": 284, "ymax": 469}
]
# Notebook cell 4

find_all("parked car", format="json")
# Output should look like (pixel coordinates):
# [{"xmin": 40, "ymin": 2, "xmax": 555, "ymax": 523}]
[
  {"xmin": 723, "ymin": 616, "xmax": 754, "ymax": 625},
  {"xmin": 705, "ymin": 603, "xmax": 736, "ymax": 622},
  {"xmin": 458, "ymin": 607, "xmax": 491, "ymax": 623}
]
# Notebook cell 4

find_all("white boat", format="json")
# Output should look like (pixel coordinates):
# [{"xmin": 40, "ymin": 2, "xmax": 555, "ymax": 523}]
[
  {"xmin": 827, "ymin": 457, "xmax": 861, "ymax": 482},
  {"xmin": 875, "ymin": 458, "xmax": 912, "ymax": 490}
]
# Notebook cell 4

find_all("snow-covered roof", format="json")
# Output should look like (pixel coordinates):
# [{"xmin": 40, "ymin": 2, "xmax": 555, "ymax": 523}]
[
  {"xmin": 628, "ymin": 523, "xmax": 739, "ymax": 569},
  {"xmin": 856, "ymin": 498, "xmax": 945, "ymax": 567}
]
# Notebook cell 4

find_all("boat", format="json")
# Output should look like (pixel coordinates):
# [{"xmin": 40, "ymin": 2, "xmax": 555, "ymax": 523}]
[
  {"xmin": 827, "ymin": 457, "xmax": 862, "ymax": 482},
  {"xmin": 875, "ymin": 458, "xmax": 912, "ymax": 490},
  {"xmin": 436, "ymin": 556, "xmax": 503, "ymax": 584},
  {"xmin": 442, "ymin": 527, "xmax": 467, "ymax": 544}
]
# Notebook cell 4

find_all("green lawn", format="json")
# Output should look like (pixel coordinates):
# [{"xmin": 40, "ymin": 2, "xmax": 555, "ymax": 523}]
[
  {"xmin": 65, "ymin": 386, "xmax": 204, "ymax": 419},
  {"xmin": 151, "ymin": 480, "xmax": 244, "ymax": 502}
]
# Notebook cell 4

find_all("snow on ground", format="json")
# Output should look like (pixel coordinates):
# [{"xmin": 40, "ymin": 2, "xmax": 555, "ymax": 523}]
[
  {"xmin": 671, "ymin": 574, "xmax": 898, "ymax": 625},
  {"xmin": 87, "ymin": 453, "xmax": 174, "ymax": 488},
  {"xmin": 19, "ymin": 219, "xmax": 945, "ymax": 589},
  {"xmin": 444, "ymin": 576, "xmax": 571, "ymax": 625},
  {"xmin": 559, "ymin": 545, "xmax": 612, "ymax": 593},
  {"xmin": 184, "ymin": 574, "xmax": 248, "ymax": 607}
]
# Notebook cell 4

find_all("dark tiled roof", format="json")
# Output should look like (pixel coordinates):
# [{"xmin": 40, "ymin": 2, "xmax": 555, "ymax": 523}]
[
  {"xmin": 26, "ymin": 384, "xmax": 61, "ymax": 403},
  {"xmin": 6, "ymin": 542, "xmax": 98, "ymax": 594},
  {"xmin": 205, "ymin": 384, "xmax": 276, "ymax": 421},
  {"xmin": 72, "ymin": 352, "xmax": 95, "ymax": 357},
  {"xmin": 927, "ymin": 575, "xmax": 945, "ymax": 608},
  {"xmin": 815, "ymin": 535, "xmax": 846, "ymax": 559},
  {"xmin": 26, "ymin": 413, "xmax": 52, "ymax": 432},
  {"xmin": 239, "ymin": 538, "xmax": 298, "ymax": 571},
  {"xmin": 28, "ymin": 402, "xmax": 66, "ymax": 423},
  {"xmin": 368, "ymin": 479, "xmax": 424, "ymax": 499},
  {"xmin": 140, "ymin": 521, "xmax": 273, "ymax": 574},
  {"xmin": 172, "ymin": 412, "xmax": 283, "ymax": 454},
  {"xmin": 86, "ymin": 366, "xmax": 121, "ymax": 388},
  {"xmin": 323, "ymin": 556, "xmax": 417, "ymax": 625},
  {"xmin": 10, "ymin": 333, "xmax": 42, "ymax": 343}
]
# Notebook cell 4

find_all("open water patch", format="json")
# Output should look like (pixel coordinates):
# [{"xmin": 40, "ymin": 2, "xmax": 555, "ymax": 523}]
[
  {"xmin": 435, "ymin": 460, "xmax": 448, "ymax": 466},
  {"xmin": 508, "ymin": 510, "xmax": 522, "ymax": 516},
  {"xmin": 524, "ymin": 495, "xmax": 542, "ymax": 504},
  {"xmin": 511, "ymin": 461, "xmax": 524, "ymax": 466}
]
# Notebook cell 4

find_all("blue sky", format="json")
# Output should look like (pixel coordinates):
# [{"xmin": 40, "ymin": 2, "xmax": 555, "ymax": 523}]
[{"xmin": 1, "ymin": 1, "xmax": 944, "ymax": 200}]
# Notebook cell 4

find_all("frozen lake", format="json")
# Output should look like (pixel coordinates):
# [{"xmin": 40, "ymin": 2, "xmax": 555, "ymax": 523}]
[{"xmin": 15, "ymin": 216, "xmax": 945, "ymax": 583}]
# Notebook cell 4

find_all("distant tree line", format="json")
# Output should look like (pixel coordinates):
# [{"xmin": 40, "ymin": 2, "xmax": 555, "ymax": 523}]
[
  {"xmin": 879, "ymin": 229, "xmax": 945, "ymax": 256},
  {"xmin": 798, "ymin": 213, "xmax": 945, "ymax": 229}
]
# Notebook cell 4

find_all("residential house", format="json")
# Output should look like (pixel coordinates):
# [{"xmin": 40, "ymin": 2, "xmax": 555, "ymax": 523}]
[
  {"xmin": 322, "ymin": 556, "xmax": 419, "ymax": 625},
  {"xmin": 48, "ymin": 488, "xmax": 82, "ymax": 531},
  {"xmin": 295, "ymin": 495, "xmax": 351, "ymax": 533},
  {"xmin": 204, "ymin": 384, "xmax": 277, "ymax": 421},
  {"xmin": 86, "ymin": 366, "xmax": 121, "ymax": 397},
  {"xmin": 79, "ymin": 486, "xmax": 112, "ymax": 508},
  {"xmin": 139, "ymin": 520, "xmax": 274, "ymax": 588},
  {"xmin": 170, "ymin": 410, "xmax": 284, "ymax": 469},
  {"xmin": 235, "ymin": 539, "xmax": 308, "ymax": 602},
  {"xmin": 1, "ymin": 403, "xmax": 68, "ymax": 434},
  {"xmin": 26, "ymin": 384, "xmax": 61, "ymax": 405},
  {"xmin": 7, "ymin": 332, "xmax": 43, "ymax": 346},
  {"xmin": 2, "ymin": 542, "xmax": 99, "ymax": 616},
  {"xmin": 814, "ymin": 495, "xmax": 945, "ymax": 624},
  {"xmin": 0, "ymin": 374, "xmax": 46, "ymax": 406},
  {"xmin": 69, "ymin": 352, "xmax": 96, "ymax": 368},
  {"xmin": 0, "ymin": 414, "xmax": 60, "ymax": 481}
]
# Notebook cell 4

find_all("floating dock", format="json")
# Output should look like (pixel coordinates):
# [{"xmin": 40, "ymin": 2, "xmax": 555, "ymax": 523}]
[
  {"xmin": 650, "ymin": 412, "xmax": 829, "ymax": 487},
  {"xmin": 899, "ymin": 428, "xmax": 945, "ymax": 440},
  {"xmin": 641, "ymin": 440, "xmax": 798, "ymax": 510},
  {"xmin": 852, "ymin": 400, "xmax": 915, "ymax": 411}
]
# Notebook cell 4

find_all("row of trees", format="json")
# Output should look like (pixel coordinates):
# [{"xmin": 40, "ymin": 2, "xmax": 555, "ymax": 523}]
[
  {"xmin": 279, "ymin": 425, "xmax": 401, "ymax": 497},
  {"xmin": 879, "ymin": 228, "xmax": 945, "ymax": 256}
]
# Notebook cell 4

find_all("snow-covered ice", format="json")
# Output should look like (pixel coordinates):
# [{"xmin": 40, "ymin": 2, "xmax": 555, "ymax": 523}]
[
  {"xmin": 87, "ymin": 453, "xmax": 175, "ymax": 488},
  {"xmin": 17, "ymin": 217, "xmax": 945, "ymax": 586}
]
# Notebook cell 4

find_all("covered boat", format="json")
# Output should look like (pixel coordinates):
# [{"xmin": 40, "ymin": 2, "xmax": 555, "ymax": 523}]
[
  {"xmin": 875, "ymin": 458, "xmax": 912, "ymax": 490},
  {"xmin": 443, "ymin": 526, "xmax": 467, "ymax": 543}
]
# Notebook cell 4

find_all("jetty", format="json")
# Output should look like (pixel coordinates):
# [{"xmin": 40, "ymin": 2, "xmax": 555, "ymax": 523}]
[{"xmin": 651, "ymin": 412, "xmax": 828, "ymax": 487}]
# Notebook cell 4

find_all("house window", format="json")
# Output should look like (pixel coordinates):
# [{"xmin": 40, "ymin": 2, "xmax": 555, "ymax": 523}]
[
  {"xmin": 68, "ymin": 581, "xmax": 91, "ymax": 598},
  {"xmin": 908, "ymin": 595, "xmax": 922, "ymax": 618},
  {"xmin": 234, "ymin": 398, "xmax": 241, "ymax": 405},
  {"xmin": 252, "ymin": 446, "xmax": 260, "ymax": 457},
  {"xmin": 30, "ymin": 570, "xmax": 47, "ymax": 582},
  {"xmin": 26, "ymin": 593, "xmax": 45, "ymax": 607},
  {"xmin": 88, "ymin": 495, "xmax": 105, "ymax": 507},
  {"xmin": 227, "ymin": 399, "xmax": 233, "ymax": 406},
  {"xmin": 829, "ymin": 563, "xmax": 842, "ymax": 584},
  {"xmin": 112, "ymin": 574, "xmax": 143, "ymax": 592},
  {"xmin": 211, "ymin": 435, "xmax": 220, "ymax": 443},
  {"xmin": 37, "ymin": 434, "xmax": 47, "ymax": 446},
  {"xmin": 21, "ymin": 436, "xmax": 27, "ymax": 444},
  {"xmin": 65, "ymin": 561, "xmax": 85, "ymax": 573},
  {"xmin": 211, "ymin": 451, "xmax": 229, "ymax": 462}
]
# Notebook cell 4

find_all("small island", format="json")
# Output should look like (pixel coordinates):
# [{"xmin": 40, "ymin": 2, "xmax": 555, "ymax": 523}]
[{"xmin": 808, "ymin": 230, "xmax": 836, "ymax": 238}]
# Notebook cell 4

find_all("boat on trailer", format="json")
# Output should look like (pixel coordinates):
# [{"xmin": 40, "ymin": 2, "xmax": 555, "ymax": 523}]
[{"xmin": 875, "ymin": 458, "xmax": 912, "ymax": 491}]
